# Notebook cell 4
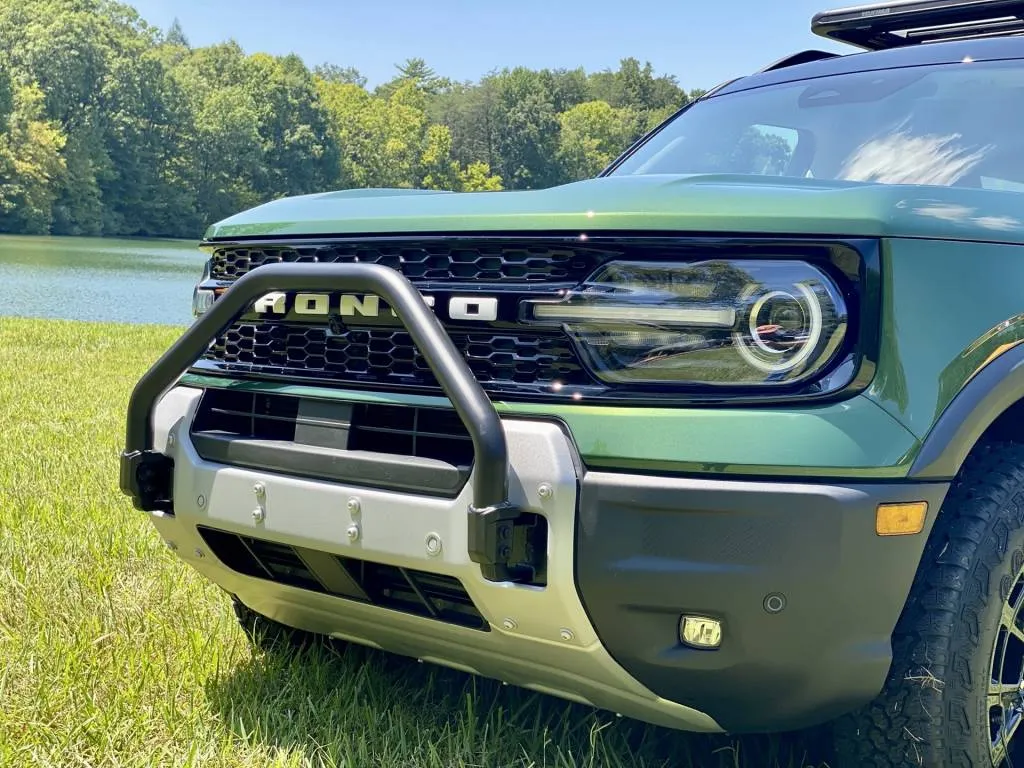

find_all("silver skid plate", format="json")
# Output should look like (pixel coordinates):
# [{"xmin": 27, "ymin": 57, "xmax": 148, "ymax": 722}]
[{"xmin": 147, "ymin": 386, "xmax": 721, "ymax": 733}]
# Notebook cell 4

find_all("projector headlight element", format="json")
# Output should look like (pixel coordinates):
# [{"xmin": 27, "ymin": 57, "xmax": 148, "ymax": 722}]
[{"xmin": 528, "ymin": 260, "xmax": 848, "ymax": 387}]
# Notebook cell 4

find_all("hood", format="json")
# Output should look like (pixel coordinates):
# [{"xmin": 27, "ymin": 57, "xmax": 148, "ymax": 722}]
[{"xmin": 203, "ymin": 174, "xmax": 1024, "ymax": 245}]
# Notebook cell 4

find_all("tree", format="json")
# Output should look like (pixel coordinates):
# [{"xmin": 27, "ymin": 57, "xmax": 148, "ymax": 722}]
[
  {"xmin": 419, "ymin": 123, "xmax": 502, "ymax": 192},
  {"xmin": 165, "ymin": 17, "xmax": 189, "ymax": 47},
  {"xmin": 318, "ymin": 77, "xmax": 500, "ymax": 192},
  {"xmin": 557, "ymin": 100, "xmax": 638, "ymax": 181},
  {"xmin": 485, "ymin": 68, "xmax": 562, "ymax": 189},
  {"xmin": 459, "ymin": 161, "xmax": 502, "ymax": 192},
  {"xmin": 375, "ymin": 57, "xmax": 451, "ymax": 100},
  {"xmin": 0, "ymin": 84, "xmax": 67, "ymax": 234},
  {"xmin": 0, "ymin": 0, "xmax": 196, "ymax": 236},
  {"xmin": 313, "ymin": 63, "xmax": 366, "ymax": 88}
]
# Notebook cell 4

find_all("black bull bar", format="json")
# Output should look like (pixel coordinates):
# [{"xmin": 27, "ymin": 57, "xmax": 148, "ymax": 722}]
[{"xmin": 119, "ymin": 262, "xmax": 544, "ymax": 583}]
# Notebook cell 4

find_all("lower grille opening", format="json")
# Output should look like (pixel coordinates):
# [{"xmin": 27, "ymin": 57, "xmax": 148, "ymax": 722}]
[
  {"xmin": 197, "ymin": 526, "xmax": 489, "ymax": 631},
  {"xmin": 349, "ymin": 403, "xmax": 472, "ymax": 466},
  {"xmin": 190, "ymin": 389, "xmax": 474, "ymax": 495}
]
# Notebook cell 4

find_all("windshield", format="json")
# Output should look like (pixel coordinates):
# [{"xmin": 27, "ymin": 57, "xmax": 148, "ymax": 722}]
[{"xmin": 609, "ymin": 59, "xmax": 1024, "ymax": 191}]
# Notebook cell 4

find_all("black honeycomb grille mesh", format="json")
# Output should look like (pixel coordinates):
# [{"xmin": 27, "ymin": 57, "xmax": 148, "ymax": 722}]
[
  {"xmin": 203, "ymin": 322, "xmax": 591, "ymax": 390},
  {"xmin": 210, "ymin": 241, "xmax": 611, "ymax": 283}
]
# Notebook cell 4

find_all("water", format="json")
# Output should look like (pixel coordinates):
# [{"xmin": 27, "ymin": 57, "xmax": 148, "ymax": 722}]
[{"xmin": 0, "ymin": 235, "xmax": 207, "ymax": 326}]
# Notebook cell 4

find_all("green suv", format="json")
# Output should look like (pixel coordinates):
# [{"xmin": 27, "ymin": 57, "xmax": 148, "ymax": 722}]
[{"xmin": 120, "ymin": 1, "xmax": 1024, "ymax": 764}]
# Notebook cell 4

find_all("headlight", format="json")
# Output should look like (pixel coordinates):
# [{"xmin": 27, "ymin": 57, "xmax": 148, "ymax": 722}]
[
  {"xmin": 192, "ymin": 258, "xmax": 215, "ymax": 317},
  {"xmin": 527, "ymin": 260, "xmax": 848, "ymax": 387}
]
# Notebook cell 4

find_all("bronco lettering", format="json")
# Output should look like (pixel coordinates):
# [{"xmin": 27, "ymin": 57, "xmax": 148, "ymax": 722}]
[{"xmin": 251, "ymin": 291, "xmax": 491, "ymax": 319}]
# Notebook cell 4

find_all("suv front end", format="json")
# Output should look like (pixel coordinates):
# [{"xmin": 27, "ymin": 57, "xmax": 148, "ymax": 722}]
[{"xmin": 122, "ymin": 3, "xmax": 1024, "ymax": 764}]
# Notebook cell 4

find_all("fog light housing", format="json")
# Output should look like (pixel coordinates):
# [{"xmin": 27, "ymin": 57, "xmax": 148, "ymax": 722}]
[{"xmin": 680, "ymin": 615, "xmax": 723, "ymax": 649}]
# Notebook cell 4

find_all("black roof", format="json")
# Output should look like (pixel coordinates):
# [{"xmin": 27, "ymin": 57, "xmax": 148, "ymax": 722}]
[{"xmin": 717, "ymin": 33, "xmax": 1024, "ymax": 97}]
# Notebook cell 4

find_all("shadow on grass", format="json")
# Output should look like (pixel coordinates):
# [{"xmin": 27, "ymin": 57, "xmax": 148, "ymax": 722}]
[{"xmin": 205, "ymin": 636, "xmax": 835, "ymax": 768}]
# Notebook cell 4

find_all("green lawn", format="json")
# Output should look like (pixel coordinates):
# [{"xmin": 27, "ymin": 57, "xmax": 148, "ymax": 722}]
[{"xmin": 0, "ymin": 317, "xmax": 832, "ymax": 767}]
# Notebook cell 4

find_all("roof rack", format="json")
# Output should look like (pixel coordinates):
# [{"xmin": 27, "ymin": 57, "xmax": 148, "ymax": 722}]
[{"xmin": 812, "ymin": 0, "xmax": 1024, "ymax": 50}]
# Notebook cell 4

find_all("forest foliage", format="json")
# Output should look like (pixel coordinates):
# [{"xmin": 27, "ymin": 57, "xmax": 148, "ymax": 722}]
[{"xmin": 0, "ymin": 0, "xmax": 706, "ymax": 239}]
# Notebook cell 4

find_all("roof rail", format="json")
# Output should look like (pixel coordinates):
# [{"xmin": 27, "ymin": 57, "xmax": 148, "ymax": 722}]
[
  {"xmin": 812, "ymin": 0, "xmax": 1024, "ymax": 50},
  {"xmin": 759, "ymin": 50, "xmax": 842, "ymax": 72}
]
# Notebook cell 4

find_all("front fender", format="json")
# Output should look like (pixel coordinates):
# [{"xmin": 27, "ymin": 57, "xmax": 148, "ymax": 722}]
[{"xmin": 910, "ymin": 341, "xmax": 1024, "ymax": 479}]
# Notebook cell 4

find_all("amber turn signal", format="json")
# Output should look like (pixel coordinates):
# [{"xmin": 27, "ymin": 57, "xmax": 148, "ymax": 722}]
[{"xmin": 875, "ymin": 502, "xmax": 928, "ymax": 536}]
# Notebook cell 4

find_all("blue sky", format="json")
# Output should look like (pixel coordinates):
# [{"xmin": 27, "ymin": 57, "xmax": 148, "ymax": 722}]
[{"xmin": 129, "ymin": 0, "xmax": 850, "ymax": 92}]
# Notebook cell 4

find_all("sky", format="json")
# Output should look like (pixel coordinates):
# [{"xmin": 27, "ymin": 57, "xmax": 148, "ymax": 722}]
[{"xmin": 128, "ymin": 0, "xmax": 851, "ymax": 92}]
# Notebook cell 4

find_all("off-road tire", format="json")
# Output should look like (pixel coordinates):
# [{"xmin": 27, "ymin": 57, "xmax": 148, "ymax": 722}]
[
  {"xmin": 232, "ymin": 596, "xmax": 323, "ymax": 653},
  {"xmin": 833, "ymin": 440, "xmax": 1024, "ymax": 767}
]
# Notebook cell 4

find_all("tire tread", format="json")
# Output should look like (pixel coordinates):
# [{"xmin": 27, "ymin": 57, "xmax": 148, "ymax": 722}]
[{"xmin": 834, "ymin": 442, "xmax": 1024, "ymax": 767}]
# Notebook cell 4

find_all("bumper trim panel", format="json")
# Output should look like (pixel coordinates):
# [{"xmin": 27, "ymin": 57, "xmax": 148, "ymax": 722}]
[{"xmin": 574, "ymin": 471, "xmax": 951, "ymax": 733}]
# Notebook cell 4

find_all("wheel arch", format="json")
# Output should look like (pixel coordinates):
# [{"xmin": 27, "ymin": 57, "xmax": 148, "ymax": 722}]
[{"xmin": 910, "ymin": 341, "xmax": 1024, "ymax": 479}]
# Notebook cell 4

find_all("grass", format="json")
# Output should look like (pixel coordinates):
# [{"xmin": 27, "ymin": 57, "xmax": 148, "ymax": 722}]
[{"xmin": 0, "ymin": 317, "xmax": 833, "ymax": 767}]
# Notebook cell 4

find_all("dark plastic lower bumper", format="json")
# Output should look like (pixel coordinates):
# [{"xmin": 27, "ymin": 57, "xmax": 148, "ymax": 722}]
[{"xmin": 574, "ymin": 471, "xmax": 951, "ymax": 734}]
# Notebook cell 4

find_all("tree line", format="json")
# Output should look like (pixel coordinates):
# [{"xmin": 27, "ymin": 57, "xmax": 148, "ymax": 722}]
[{"xmin": 0, "ymin": 0, "xmax": 706, "ymax": 240}]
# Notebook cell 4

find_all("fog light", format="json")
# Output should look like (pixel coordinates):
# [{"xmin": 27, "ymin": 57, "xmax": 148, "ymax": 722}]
[
  {"xmin": 876, "ymin": 501, "xmax": 928, "ymax": 536},
  {"xmin": 680, "ymin": 615, "xmax": 723, "ymax": 649}
]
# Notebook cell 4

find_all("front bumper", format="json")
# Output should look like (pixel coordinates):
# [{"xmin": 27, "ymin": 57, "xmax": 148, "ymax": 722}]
[
  {"xmin": 147, "ymin": 385, "xmax": 949, "ymax": 734},
  {"xmin": 147, "ymin": 386, "xmax": 723, "ymax": 733}
]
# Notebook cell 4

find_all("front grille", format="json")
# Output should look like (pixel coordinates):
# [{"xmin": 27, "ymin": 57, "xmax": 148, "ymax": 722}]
[
  {"xmin": 200, "ymin": 322, "xmax": 591, "ymax": 392},
  {"xmin": 197, "ymin": 526, "xmax": 488, "ymax": 631},
  {"xmin": 210, "ymin": 241, "xmax": 614, "ymax": 283},
  {"xmin": 199, "ymin": 237, "xmax": 620, "ymax": 398}
]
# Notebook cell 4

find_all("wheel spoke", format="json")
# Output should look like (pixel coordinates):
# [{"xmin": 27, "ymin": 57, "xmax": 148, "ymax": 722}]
[
  {"xmin": 993, "ymin": 592, "xmax": 1024, "ymax": 766},
  {"xmin": 1002, "ymin": 601, "xmax": 1024, "ymax": 644},
  {"xmin": 1009, "ymin": 711, "xmax": 1024, "ymax": 744},
  {"xmin": 996, "ymin": 711, "xmax": 1024, "ymax": 767},
  {"xmin": 994, "ymin": 738, "xmax": 1008, "ymax": 767},
  {"xmin": 990, "ymin": 683, "xmax": 1022, "ymax": 710}
]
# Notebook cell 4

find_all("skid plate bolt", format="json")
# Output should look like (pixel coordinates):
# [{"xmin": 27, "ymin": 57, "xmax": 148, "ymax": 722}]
[
  {"xmin": 253, "ymin": 482, "xmax": 266, "ymax": 498},
  {"xmin": 346, "ymin": 523, "xmax": 360, "ymax": 542},
  {"xmin": 346, "ymin": 497, "xmax": 361, "ymax": 515},
  {"xmin": 559, "ymin": 628, "xmax": 574, "ymax": 642},
  {"xmin": 196, "ymin": 495, "xmax": 206, "ymax": 509},
  {"xmin": 538, "ymin": 483, "xmax": 554, "ymax": 500},
  {"xmin": 425, "ymin": 533, "xmax": 442, "ymax": 557},
  {"xmin": 193, "ymin": 548, "xmax": 204, "ymax": 559},
  {"xmin": 165, "ymin": 540, "xmax": 177, "ymax": 552},
  {"xmin": 167, "ymin": 433, "xmax": 175, "ymax": 447},
  {"xmin": 502, "ymin": 618, "xmax": 517, "ymax": 631},
  {"xmin": 252, "ymin": 507, "xmax": 265, "ymax": 523}
]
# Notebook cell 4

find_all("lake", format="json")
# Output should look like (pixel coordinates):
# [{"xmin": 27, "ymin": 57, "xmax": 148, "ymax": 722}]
[{"xmin": 0, "ymin": 235, "xmax": 207, "ymax": 326}]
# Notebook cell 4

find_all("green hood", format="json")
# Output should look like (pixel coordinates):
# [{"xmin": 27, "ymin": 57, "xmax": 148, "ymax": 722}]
[{"xmin": 204, "ymin": 174, "xmax": 1024, "ymax": 245}]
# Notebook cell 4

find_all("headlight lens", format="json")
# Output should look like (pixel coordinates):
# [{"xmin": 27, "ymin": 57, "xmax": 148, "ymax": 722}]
[
  {"xmin": 528, "ymin": 260, "xmax": 848, "ymax": 387},
  {"xmin": 192, "ymin": 258, "xmax": 215, "ymax": 317}
]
